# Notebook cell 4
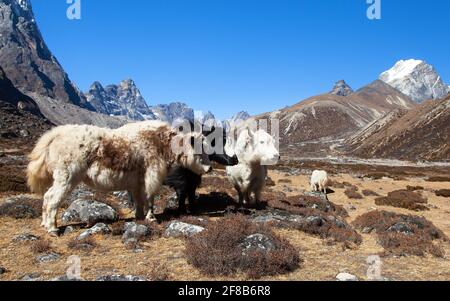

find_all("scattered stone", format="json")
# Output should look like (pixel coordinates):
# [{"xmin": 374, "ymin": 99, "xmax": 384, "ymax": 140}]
[
  {"xmin": 36, "ymin": 252, "xmax": 60, "ymax": 263},
  {"xmin": 20, "ymin": 273, "xmax": 42, "ymax": 281},
  {"xmin": 362, "ymin": 227, "xmax": 374, "ymax": 234},
  {"xmin": 122, "ymin": 222, "xmax": 150, "ymax": 242},
  {"xmin": 387, "ymin": 222, "xmax": 414, "ymax": 235},
  {"xmin": 62, "ymin": 199, "xmax": 118, "ymax": 225},
  {"xmin": 164, "ymin": 221, "xmax": 205, "ymax": 237},
  {"xmin": 96, "ymin": 275, "xmax": 147, "ymax": 281},
  {"xmin": 113, "ymin": 191, "xmax": 134, "ymax": 209},
  {"xmin": 0, "ymin": 266, "xmax": 6, "ymax": 275},
  {"xmin": 19, "ymin": 129, "xmax": 30, "ymax": 137},
  {"xmin": 240, "ymin": 234, "xmax": 275, "ymax": 255},
  {"xmin": 13, "ymin": 233, "xmax": 40, "ymax": 242},
  {"xmin": 51, "ymin": 275, "xmax": 84, "ymax": 281},
  {"xmin": 63, "ymin": 226, "xmax": 75, "ymax": 235},
  {"xmin": 327, "ymin": 215, "xmax": 346, "ymax": 228},
  {"xmin": 78, "ymin": 223, "xmax": 111, "ymax": 240},
  {"xmin": 336, "ymin": 272, "xmax": 358, "ymax": 281},
  {"xmin": 306, "ymin": 216, "xmax": 325, "ymax": 227}
]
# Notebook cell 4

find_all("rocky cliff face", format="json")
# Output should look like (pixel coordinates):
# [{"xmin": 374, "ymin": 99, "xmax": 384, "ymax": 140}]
[
  {"xmin": 150, "ymin": 102, "xmax": 195, "ymax": 123},
  {"xmin": 329, "ymin": 80, "xmax": 353, "ymax": 97},
  {"xmin": 85, "ymin": 79, "xmax": 209, "ymax": 123},
  {"xmin": 0, "ymin": 0, "xmax": 90, "ymax": 108},
  {"xmin": 86, "ymin": 80, "xmax": 155, "ymax": 121},
  {"xmin": 380, "ymin": 59, "xmax": 449, "ymax": 103},
  {"xmin": 0, "ymin": 66, "xmax": 42, "ymax": 116}
]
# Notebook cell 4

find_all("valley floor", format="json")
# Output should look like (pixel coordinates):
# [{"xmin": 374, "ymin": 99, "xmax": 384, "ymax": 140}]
[{"xmin": 0, "ymin": 147, "xmax": 449, "ymax": 281}]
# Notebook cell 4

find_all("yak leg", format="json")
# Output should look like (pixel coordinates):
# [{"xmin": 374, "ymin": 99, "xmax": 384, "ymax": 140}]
[
  {"xmin": 144, "ymin": 167, "xmax": 164, "ymax": 222},
  {"xmin": 44, "ymin": 170, "xmax": 78, "ymax": 235}
]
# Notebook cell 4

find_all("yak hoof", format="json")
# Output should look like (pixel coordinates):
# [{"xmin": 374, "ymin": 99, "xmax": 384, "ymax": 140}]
[{"xmin": 47, "ymin": 230, "xmax": 60, "ymax": 237}]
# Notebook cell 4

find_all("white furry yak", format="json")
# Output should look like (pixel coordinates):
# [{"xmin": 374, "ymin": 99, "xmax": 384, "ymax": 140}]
[
  {"xmin": 310, "ymin": 170, "xmax": 329, "ymax": 194},
  {"xmin": 226, "ymin": 128, "xmax": 279, "ymax": 206},
  {"xmin": 27, "ymin": 120, "xmax": 211, "ymax": 235}
]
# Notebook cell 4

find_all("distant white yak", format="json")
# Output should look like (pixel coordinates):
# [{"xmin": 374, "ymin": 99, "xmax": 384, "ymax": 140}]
[
  {"xmin": 27, "ymin": 120, "xmax": 212, "ymax": 235},
  {"xmin": 310, "ymin": 170, "xmax": 330, "ymax": 194},
  {"xmin": 226, "ymin": 128, "xmax": 280, "ymax": 206}
]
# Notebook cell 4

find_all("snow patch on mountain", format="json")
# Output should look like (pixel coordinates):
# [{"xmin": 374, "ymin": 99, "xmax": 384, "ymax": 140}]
[{"xmin": 380, "ymin": 59, "xmax": 449, "ymax": 103}]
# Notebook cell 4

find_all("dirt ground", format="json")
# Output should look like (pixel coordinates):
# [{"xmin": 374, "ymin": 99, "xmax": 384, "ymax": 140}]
[{"xmin": 0, "ymin": 155, "xmax": 449, "ymax": 281}]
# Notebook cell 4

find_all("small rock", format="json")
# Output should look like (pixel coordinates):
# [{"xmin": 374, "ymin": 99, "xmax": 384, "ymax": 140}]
[
  {"xmin": 63, "ymin": 226, "xmax": 75, "ymax": 235},
  {"xmin": 19, "ymin": 129, "xmax": 30, "ymax": 137},
  {"xmin": 164, "ymin": 221, "xmax": 204, "ymax": 237},
  {"xmin": 362, "ymin": 227, "xmax": 374, "ymax": 234},
  {"xmin": 336, "ymin": 272, "xmax": 358, "ymax": 281},
  {"xmin": 306, "ymin": 216, "xmax": 325, "ymax": 227},
  {"xmin": 36, "ymin": 252, "xmax": 60, "ymax": 263},
  {"xmin": 51, "ymin": 275, "xmax": 84, "ymax": 281},
  {"xmin": 122, "ymin": 222, "xmax": 150, "ymax": 242},
  {"xmin": 327, "ymin": 215, "xmax": 346, "ymax": 228},
  {"xmin": 96, "ymin": 275, "xmax": 147, "ymax": 281},
  {"xmin": 62, "ymin": 199, "xmax": 118, "ymax": 225},
  {"xmin": 21, "ymin": 273, "xmax": 41, "ymax": 281},
  {"xmin": 13, "ymin": 233, "xmax": 40, "ymax": 242},
  {"xmin": 387, "ymin": 222, "xmax": 414, "ymax": 235},
  {"xmin": 240, "ymin": 234, "xmax": 275, "ymax": 255},
  {"xmin": 0, "ymin": 267, "xmax": 6, "ymax": 275},
  {"xmin": 78, "ymin": 223, "xmax": 111, "ymax": 240},
  {"xmin": 113, "ymin": 191, "xmax": 134, "ymax": 209}
]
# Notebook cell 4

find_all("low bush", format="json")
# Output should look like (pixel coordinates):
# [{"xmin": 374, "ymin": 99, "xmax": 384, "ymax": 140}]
[
  {"xmin": 0, "ymin": 196, "xmax": 42, "ymax": 219},
  {"xmin": 375, "ymin": 190, "xmax": 428, "ymax": 211},
  {"xmin": 185, "ymin": 215, "xmax": 301, "ymax": 279},
  {"xmin": 353, "ymin": 210, "xmax": 447, "ymax": 257},
  {"xmin": 30, "ymin": 240, "xmax": 53, "ymax": 254},
  {"xmin": 435, "ymin": 189, "xmax": 450, "ymax": 198}
]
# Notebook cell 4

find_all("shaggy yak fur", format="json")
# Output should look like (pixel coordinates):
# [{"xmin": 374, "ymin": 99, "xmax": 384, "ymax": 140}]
[
  {"xmin": 27, "ymin": 121, "xmax": 212, "ymax": 235},
  {"xmin": 162, "ymin": 121, "xmax": 238, "ymax": 213},
  {"xmin": 226, "ymin": 128, "xmax": 280, "ymax": 207}
]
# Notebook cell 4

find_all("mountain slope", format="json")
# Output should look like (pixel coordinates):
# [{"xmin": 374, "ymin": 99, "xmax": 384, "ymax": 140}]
[
  {"xmin": 346, "ymin": 94, "xmax": 450, "ymax": 161},
  {"xmin": 0, "ymin": 0, "xmax": 89, "ymax": 108},
  {"xmin": 0, "ymin": 66, "xmax": 42, "ymax": 116},
  {"xmin": 252, "ymin": 80, "xmax": 416, "ymax": 157},
  {"xmin": 380, "ymin": 59, "xmax": 449, "ymax": 103}
]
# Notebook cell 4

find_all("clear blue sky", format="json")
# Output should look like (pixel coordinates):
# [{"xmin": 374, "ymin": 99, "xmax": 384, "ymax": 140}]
[{"xmin": 31, "ymin": 0, "xmax": 450, "ymax": 119}]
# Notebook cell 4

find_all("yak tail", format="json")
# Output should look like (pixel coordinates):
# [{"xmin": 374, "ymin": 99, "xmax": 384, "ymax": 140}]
[{"xmin": 27, "ymin": 129, "xmax": 58, "ymax": 195}]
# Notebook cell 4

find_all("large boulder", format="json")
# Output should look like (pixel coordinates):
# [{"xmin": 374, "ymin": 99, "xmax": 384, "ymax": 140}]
[{"xmin": 62, "ymin": 200, "xmax": 118, "ymax": 225}]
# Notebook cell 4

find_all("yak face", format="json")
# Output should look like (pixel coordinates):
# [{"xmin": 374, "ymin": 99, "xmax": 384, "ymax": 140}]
[
  {"xmin": 235, "ymin": 129, "xmax": 280, "ymax": 165},
  {"xmin": 172, "ymin": 131, "xmax": 212, "ymax": 175}
]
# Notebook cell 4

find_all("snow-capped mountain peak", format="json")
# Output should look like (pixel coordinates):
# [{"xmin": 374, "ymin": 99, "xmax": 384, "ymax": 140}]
[
  {"xmin": 380, "ymin": 59, "xmax": 423, "ymax": 82},
  {"xmin": 380, "ymin": 59, "xmax": 448, "ymax": 103}
]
